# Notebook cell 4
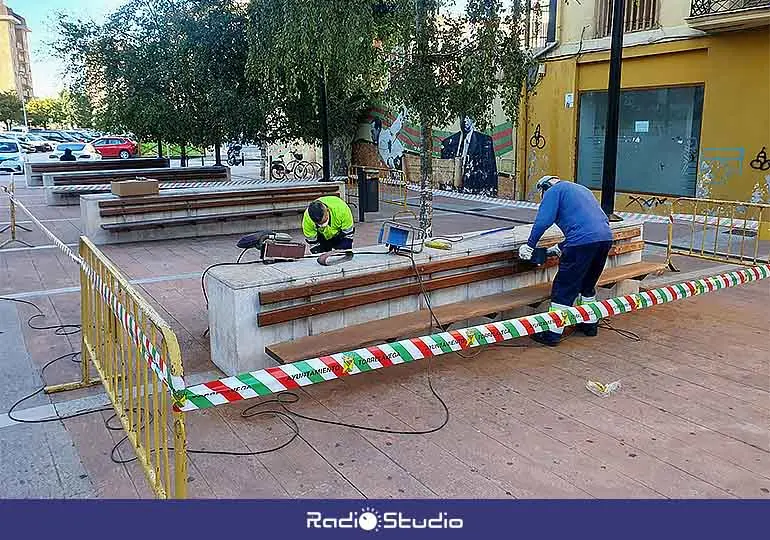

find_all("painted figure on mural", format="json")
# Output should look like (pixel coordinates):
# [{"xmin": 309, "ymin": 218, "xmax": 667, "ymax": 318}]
[
  {"xmin": 440, "ymin": 115, "xmax": 498, "ymax": 197},
  {"xmin": 370, "ymin": 107, "xmax": 406, "ymax": 170}
]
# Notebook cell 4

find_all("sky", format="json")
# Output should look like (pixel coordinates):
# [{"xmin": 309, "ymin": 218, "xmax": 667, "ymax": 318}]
[
  {"xmin": 8, "ymin": 0, "xmax": 124, "ymax": 97},
  {"xmin": 11, "ymin": 0, "xmax": 470, "ymax": 98}
]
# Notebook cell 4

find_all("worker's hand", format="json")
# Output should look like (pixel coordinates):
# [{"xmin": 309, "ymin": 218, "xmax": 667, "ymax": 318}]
[
  {"xmin": 518, "ymin": 244, "xmax": 534, "ymax": 261},
  {"xmin": 546, "ymin": 245, "xmax": 562, "ymax": 258}
]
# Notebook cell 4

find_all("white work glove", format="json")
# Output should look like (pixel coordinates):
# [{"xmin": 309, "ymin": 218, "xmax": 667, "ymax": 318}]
[
  {"xmin": 546, "ymin": 245, "xmax": 562, "ymax": 258},
  {"xmin": 518, "ymin": 244, "xmax": 534, "ymax": 261}
]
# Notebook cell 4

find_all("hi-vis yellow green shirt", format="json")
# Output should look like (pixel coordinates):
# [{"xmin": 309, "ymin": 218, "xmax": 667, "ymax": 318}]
[{"xmin": 302, "ymin": 196, "xmax": 355, "ymax": 243}]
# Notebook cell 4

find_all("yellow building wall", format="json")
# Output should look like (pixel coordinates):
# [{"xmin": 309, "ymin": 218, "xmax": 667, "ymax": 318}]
[
  {"xmin": 0, "ymin": 18, "xmax": 16, "ymax": 95},
  {"xmin": 518, "ymin": 27, "xmax": 770, "ymax": 237}
]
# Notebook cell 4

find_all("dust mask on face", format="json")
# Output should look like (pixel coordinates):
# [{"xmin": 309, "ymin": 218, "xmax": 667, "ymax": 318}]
[{"xmin": 318, "ymin": 218, "xmax": 329, "ymax": 228}]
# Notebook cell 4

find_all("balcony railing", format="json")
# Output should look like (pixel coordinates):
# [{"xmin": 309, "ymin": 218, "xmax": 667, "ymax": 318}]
[
  {"xmin": 596, "ymin": 0, "xmax": 659, "ymax": 38},
  {"xmin": 691, "ymin": 0, "xmax": 770, "ymax": 17}
]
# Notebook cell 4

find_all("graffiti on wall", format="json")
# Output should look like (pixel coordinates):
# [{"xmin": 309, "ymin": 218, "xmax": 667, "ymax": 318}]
[
  {"xmin": 625, "ymin": 195, "xmax": 669, "ymax": 211},
  {"xmin": 529, "ymin": 124, "xmax": 546, "ymax": 149},
  {"xmin": 750, "ymin": 175, "xmax": 770, "ymax": 204},
  {"xmin": 440, "ymin": 115, "xmax": 499, "ymax": 197},
  {"xmin": 750, "ymin": 146, "xmax": 770, "ymax": 171},
  {"xmin": 696, "ymin": 147, "xmax": 745, "ymax": 199}
]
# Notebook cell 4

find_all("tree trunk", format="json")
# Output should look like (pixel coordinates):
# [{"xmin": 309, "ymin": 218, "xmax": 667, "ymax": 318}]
[
  {"xmin": 214, "ymin": 143, "xmax": 222, "ymax": 166},
  {"xmin": 157, "ymin": 139, "xmax": 163, "ymax": 158},
  {"xmin": 418, "ymin": 119, "xmax": 433, "ymax": 236},
  {"xmin": 180, "ymin": 145, "xmax": 187, "ymax": 167}
]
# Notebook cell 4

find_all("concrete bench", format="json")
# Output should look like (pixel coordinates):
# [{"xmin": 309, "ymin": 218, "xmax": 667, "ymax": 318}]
[
  {"xmin": 24, "ymin": 157, "xmax": 170, "ymax": 187},
  {"xmin": 205, "ymin": 220, "xmax": 660, "ymax": 375},
  {"xmin": 81, "ymin": 181, "xmax": 345, "ymax": 245},
  {"xmin": 42, "ymin": 165, "xmax": 231, "ymax": 205}
]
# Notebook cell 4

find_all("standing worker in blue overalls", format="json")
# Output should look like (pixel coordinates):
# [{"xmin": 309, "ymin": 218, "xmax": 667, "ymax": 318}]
[{"xmin": 518, "ymin": 176, "xmax": 613, "ymax": 346}]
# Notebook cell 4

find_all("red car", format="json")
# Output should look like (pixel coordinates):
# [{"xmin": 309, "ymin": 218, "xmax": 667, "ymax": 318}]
[{"xmin": 91, "ymin": 137, "xmax": 138, "ymax": 159}]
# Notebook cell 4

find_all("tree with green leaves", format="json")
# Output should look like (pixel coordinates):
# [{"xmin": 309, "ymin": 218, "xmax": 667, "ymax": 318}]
[
  {"xmin": 380, "ymin": 0, "xmax": 531, "ymax": 234},
  {"xmin": 52, "ymin": 0, "xmax": 260, "ymax": 160},
  {"xmin": 25, "ymin": 97, "xmax": 66, "ymax": 129},
  {"xmin": 0, "ymin": 91, "xmax": 23, "ymax": 130},
  {"xmin": 246, "ymin": 0, "xmax": 397, "ymax": 175},
  {"xmin": 60, "ymin": 89, "xmax": 94, "ymax": 129}
]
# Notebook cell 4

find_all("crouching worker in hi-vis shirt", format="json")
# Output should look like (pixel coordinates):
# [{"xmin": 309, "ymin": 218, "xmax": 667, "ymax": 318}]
[
  {"xmin": 302, "ymin": 196, "xmax": 355, "ymax": 254},
  {"xmin": 518, "ymin": 176, "xmax": 613, "ymax": 346}
]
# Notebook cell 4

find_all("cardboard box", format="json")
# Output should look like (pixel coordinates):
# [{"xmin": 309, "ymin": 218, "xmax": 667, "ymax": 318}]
[{"xmin": 111, "ymin": 179, "xmax": 159, "ymax": 197}]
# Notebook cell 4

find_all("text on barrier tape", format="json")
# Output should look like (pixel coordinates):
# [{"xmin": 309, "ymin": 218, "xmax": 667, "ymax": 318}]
[{"xmin": 174, "ymin": 264, "xmax": 770, "ymax": 412}]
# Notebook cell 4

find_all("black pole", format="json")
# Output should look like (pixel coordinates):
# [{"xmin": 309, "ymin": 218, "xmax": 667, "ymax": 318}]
[
  {"xmin": 356, "ymin": 167, "xmax": 366, "ymax": 223},
  {"xmin": 546, "ymin": 0, "xmax": 558, "ymax": 43},
  {"xmin": 600, "ymin": 0, "xmax": 626, "ymax": 218},
  {"xmin": 319, "ymin": 70, "xmax": 332, "ymax": 182}
]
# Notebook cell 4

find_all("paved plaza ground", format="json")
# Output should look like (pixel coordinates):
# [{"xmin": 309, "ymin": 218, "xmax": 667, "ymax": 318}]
[{"xmin": 0, "ymin": 160, "xmax": 768, "ymax": 499}]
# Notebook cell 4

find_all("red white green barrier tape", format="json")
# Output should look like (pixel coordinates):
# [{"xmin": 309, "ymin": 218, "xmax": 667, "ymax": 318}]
[
  {"xmin": 7, "ymin": 189, "xmax": 185, "ymax": 394},
  {"xmin": 174, "ymin": 263, "xmax": 770, "ymax": 412}
]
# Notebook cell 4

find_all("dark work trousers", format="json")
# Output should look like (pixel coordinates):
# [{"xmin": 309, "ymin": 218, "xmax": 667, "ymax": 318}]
[
  {"xmin": 310, "ymin": 232, "xmax": 354, "ymax": 254},
  {"xmin": 550, "ymin": 241, "xmax": 612, "ymax": 306}
]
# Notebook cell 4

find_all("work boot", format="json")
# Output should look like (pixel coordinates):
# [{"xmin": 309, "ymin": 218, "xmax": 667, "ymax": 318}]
[
  {"xmin": 530, "ymin": 330, "xmax": 562, "ymax": 347},
  {"xmin": 576, "ymin": 322, "xmax": 598, "ymax": 337},
  {"xmin": 576, "ymin": 295, "xmax": 599, "ymax": 337}
]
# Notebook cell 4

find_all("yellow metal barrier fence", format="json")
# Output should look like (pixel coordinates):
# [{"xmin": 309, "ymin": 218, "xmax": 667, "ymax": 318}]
[
  {"xmin": 347, "ymin": 165, "xmax": 407, "ymax": 209},
  {"xmin": 667, "ymin": 197, "xmax": 770, "ymax": 270},
  {"xmin": 54, "ymin": 237, "xmax": 188, "ymax": 498}
]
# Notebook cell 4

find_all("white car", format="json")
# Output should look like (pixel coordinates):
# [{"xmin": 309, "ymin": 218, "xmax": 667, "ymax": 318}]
[
  {"xmin": 49, "ymin": 142, "xmax": 102, "ymax": 161},
  {"xmin": 0, "ymin": 139, "xmax": 24, "ymax": 173}
]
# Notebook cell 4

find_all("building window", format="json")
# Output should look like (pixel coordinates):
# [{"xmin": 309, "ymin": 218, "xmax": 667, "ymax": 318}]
[
  {"xmin": 596, "ymin": 0, "xmax": 659, "ymax": 38},
  {"xmin": 576, "ymin": 86, "xmax": 705, "ymax": 197}
]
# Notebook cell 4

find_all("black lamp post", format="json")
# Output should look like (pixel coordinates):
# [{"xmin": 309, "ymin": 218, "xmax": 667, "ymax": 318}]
[
  {"xmin": 600, "ymin": 0, "xmax": 626, "ymax": 220},
  {"xmin": 318, "ymin": 69, "xmax": 331, "ymax": 182}
]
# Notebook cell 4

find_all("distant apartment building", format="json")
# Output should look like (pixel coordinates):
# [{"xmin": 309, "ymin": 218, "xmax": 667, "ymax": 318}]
[
  {"xmin": 0, "ymin": 0, "xmax": 33, "ymax": 99},
  {"xmin": 519, "ymin": 0, "xmax": 770, "ymax": 219}
]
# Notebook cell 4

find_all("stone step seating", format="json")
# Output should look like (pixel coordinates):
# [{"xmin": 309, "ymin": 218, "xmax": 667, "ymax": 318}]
[
  {"xmin": 43, "ymin": 165, "xmax": 231, "ymax": 205},
  {"xmin": 81, "ymin": 182, "xmax": 344, "ymax": 245},
  {"xmin": 24, "ymin": 157, "xmax": 170, "ymax": 187},
  {"xmin": 262, "ymin": 228, "xmax": 661, "ymax": 364}
]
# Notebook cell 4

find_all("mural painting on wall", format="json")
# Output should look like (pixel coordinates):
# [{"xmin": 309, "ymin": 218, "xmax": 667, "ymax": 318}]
[
  {"xmin": 358, "ymin": 106, "xmax": 514, "ymax": 198},
  {"xmin": 370, "ymin": 107, "xmax": 407, "ymax": 170},
  {"xmin": 440, "ymin": 115, "xmax": 499, "ymax": 197},
  {"xmin": 696, "ymin": 147, "xmax": 744, "ymax": 199}
]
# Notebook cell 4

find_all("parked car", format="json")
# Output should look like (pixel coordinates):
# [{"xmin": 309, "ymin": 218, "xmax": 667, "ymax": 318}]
[
  {"xmin": 64, "ymin": 130, "xmax": 94, "ymax": 142},
  {"xmin": 48, "ymin": 142, "xmax": 101, "ymax": 161},
  {"xmin": 22, "ymin": 133, "xmax": 56, "ymax": 152},
  {"xmin": 1, "ymin": 133, "xmax": 36, "ymax": 153},
  {"xmin": 30, "ymin": 130, "xmax": 71, "ymax": 144},
  {"xmin": 91, "ymin": 137, "xmax": 139, "ymax": 159},
  {"xmin": 0, "ymin": 139, "xmax": 24, "ymax": 172}
]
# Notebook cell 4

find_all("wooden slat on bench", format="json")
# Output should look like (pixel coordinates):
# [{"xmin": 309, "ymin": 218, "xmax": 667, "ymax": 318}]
[
  {"xmin": 98, "ymin": 184, "xmax": 339, "ymax": 208},
  {"xmin": 30, "ymin": 158, "xmax": 169, "ymax": 173},
  {"xmin": 260, "ymin": 227, "xmax": 642, "ymax": 305},
  {"xmin": 101, "ymin": 208, "xmax": 305, "ymax": 231},
  {"xmin": 99, "ymin": 192, "xmax": 335, "ymax": 217},
  {"xmin": 258, "ymin": 260, "xmax": 559, "ymax": 327},
  {"xmin": 260, "ymin": 251, "xmax": 516, "ymax": 305},
  {"xmin": 264, "ymin": 261, "xmax": 666, "ymax": 364},
  {"xmin": 53, "ymin": 169, "xmax": 228, "ymax": 186}
]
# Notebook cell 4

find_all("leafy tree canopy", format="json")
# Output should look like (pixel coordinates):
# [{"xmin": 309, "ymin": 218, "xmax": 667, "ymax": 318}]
[{"xmin": 0, "ymin": 91, "xmax": 23, "ymax": 130}]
